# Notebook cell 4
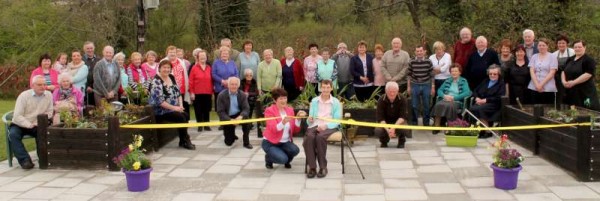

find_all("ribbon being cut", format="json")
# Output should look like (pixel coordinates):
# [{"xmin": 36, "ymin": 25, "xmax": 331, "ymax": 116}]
[{"xmin": 120, "ymin": 116, "xmax": 592, "ymax": 131}]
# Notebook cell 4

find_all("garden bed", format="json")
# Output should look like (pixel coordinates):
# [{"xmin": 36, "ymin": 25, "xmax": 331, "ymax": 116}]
[
  {"xmin": 502, "ymin": 104, "xmax": 600, "ymax": 181},
  {"xmin": 36, "ymin": 107, "xmax": 177, "ymax": 171}
]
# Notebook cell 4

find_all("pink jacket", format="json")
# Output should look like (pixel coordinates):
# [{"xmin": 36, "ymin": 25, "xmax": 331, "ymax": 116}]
[
  {"xmin": 30, "ymin": 67, "xmax": 59, "ymax": 92},
  {"xmin": 52, "ymin": 86, "xmax": 84, "ymax": 114},
  {"xmin": 263, "ymin": 105, "xmax": 299, "ymax": 144}
]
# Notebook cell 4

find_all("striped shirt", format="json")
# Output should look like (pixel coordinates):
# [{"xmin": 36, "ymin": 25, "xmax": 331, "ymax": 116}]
[{"xmin": 408, "ymin": 57, "xmax": 434, "ymax": 84}]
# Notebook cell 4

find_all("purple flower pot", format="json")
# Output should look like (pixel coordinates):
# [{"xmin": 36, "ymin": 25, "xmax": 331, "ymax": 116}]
[
  {"xmin": 490, "ymin": 164, "xmax": 521, "ymax": 190},
  {"xmin": 123, "ymin": 168, "xmax": 152, "ymax": 192}
]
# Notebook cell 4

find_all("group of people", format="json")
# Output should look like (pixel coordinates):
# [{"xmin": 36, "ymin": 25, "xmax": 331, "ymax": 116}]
[{"xmin": 8, "ymin": 27, "xmax": 598, "ymax": 178}]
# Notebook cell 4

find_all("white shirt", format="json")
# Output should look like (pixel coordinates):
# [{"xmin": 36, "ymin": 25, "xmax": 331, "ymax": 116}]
[
  {"xmin": 429, "ymin": 52, "xmax": 452, "ymax": 80},
  {"xmin": 270, "ymin": 110, "xmax": 302, "ymax": 143},
  {"xmin": 552, "ymin": 48, "xmax": 575, "ymax": 59},
  {"xmin": 285, "ymin": 58, "xmax": 294, "ymax": 67}
]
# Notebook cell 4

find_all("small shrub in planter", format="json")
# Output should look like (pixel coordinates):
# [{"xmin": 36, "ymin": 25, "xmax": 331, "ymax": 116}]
[{"xmin": 445, "ymin": 118, "xmax": 479, "ymax": 147}]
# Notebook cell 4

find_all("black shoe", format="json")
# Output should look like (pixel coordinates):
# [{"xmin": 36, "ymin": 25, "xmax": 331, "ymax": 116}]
[
  {"xmin": 266, "ymin": 162, "xmax": 273, "ymax": 169},
  {"xmin": 181, "ymin": 141, "xmax": 196, "ymax": 150},
  {"xmin": 284, "ymin": 163, "xmax": 292, "ymax": 169},
  {"xmin": 380, "ymin": 143, "xmax": 388, "ymax": 148},
  {"xmin": 307, "ymin": 168, "xmax": 317, "ymax": 178},
  {"xmin": 197, "ymin": 127, "xmax": 203, "ymax": 132},
  {"xmin": 243, "ymin": 144, "xmax": 253, "ymax": 149},
  {"xmin": 204, "ymin": 126, "xmax": 212, "ymax": 131},
  {"xmin": 20, "ymin": 160, "xmax": 34, "ymax": 170},
  {"xmin": 397, "ymin": 143, "xmax": 405, "ymax": 149},
  {"xmin": 432, "ymin": 130, "xmax": 440, "ymax": 135},
  {"xmin": 316, "ymin": 168, "xmax": 328, "ymax": 178}
]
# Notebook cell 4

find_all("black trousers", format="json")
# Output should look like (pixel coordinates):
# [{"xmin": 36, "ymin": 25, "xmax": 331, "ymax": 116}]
[
  {"xmin": 354, "ymin": 86, "xmax": 375, "ymax": 102},
  {"xmin": 156, "ymin": 111, "xmax": 190, "ymax": 143},
  {"xmin": 223, "ymin": 113, "xmax": 250, "ymax": 146},
  {"xmin": 193, "ymin": 94, "xmax": 212, "ymax": 125}
]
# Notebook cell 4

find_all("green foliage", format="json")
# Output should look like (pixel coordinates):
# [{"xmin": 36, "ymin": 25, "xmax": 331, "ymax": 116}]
[
  {"xmin": 197, "ymin": 0, "xmax": 250, "ymax": 52},
  {"xmin": 292, "ymin": 84, "xmax": 316, "ymax": 109},
  {"xmin": 343, "ymin": 87, "xmax": 381, "ymax": 109},
  {"xmin": 547, "ymin": 108, "xmax": 579, "ymax": 123},
  {"xmin": 113, "ymin": 134, "xmax": 152, "ymax": 171}
]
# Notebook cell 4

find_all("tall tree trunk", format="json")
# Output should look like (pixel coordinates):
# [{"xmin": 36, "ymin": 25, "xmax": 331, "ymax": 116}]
[{"xmin": 405, "ymin": 0, "xmax": 422, "ymax": 35}]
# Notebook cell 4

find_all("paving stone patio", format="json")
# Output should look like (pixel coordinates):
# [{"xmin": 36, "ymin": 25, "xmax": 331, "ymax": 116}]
[{"xmin": 1, "ymin": 126, "xmax": 600, "ymax": 201}]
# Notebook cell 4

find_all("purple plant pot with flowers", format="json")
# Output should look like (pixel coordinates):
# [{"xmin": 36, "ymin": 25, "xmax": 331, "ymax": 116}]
[{"xmin": 491, "ymin": 134, "xmax": 525, "ymax": 190}]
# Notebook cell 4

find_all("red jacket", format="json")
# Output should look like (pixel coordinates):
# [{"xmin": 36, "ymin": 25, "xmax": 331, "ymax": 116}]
[
  {"xmin": 263, "ymin": 105, "xmax": 299, "ymax": 144},
  {"xmin": 127, "ymin": 64, "xmax": 150, "ymax": 84},
  {"xmin": 280, "ymin": 57, "xmax": 305, "ymax": 89},
  {"xmin": 452, "ymin": 39, "xmax": 476, "ymax": 71},
  {"xmin": 189, "ymin": 64, "xmax": 213, "ymax": 94},
  {"xmin": 30, "ymin": 67, "xmax": 59, "ymax": 92}
]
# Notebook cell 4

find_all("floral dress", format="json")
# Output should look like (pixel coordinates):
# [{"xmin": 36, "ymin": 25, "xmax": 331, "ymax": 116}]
[{"xmin": 149, "ymin": 75, "xmax": 181, "ymax": 116}]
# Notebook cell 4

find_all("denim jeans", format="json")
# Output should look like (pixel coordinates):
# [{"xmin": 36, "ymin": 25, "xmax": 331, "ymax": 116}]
[
  {"xmin": 410, "ymin": 82, "xmax": 432, "ymax": 125},
  {"xmin": 261, "ymin": 140, "xmax": 300, "ymax": 164},
  {"xmin": 8, "ymin": 124, "xmax": 38, "ymax": 164}
]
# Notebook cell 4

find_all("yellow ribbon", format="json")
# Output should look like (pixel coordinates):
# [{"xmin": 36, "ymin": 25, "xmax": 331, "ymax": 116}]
[
  {"xmin": 120, "ymin": 116, "xmax": 592, "ymax": 131},
  {"xmin": 120, "ymin": 117, "xmax": 280, "ymax": 129},
  {"xmin": 320, "ymin": 118, "xmax": 592, "ymax": 131}
]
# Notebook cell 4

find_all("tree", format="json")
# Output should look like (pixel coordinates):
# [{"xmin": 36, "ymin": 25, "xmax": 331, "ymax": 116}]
[{"xmin": 197, "ymin": 0, "xmax": 250, "ymax": 52}]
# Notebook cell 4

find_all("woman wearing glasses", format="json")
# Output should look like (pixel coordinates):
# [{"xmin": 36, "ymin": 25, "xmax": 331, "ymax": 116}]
[{"xmin": 470, "ymin": 65, "xmax": 505, "ymax": 138}]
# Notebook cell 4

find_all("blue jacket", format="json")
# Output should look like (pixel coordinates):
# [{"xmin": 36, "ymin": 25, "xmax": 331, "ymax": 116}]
[
  {"xmin": 308, "ymin": 95, "xmax": 342, "ymax": 129},
  {"xmin": 350, "ymin": 54, "xmax": 374, "ymax": 85},
  {"xmin": 437, "ymin": 76, "xmax": 472, "ymax": 102}
]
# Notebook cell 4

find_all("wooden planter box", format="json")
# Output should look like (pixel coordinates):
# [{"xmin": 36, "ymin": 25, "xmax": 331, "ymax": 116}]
[
  {"xmin": 36, "ymin": 107, "xmax": 178, "ymax": 171},
  {"xmin": 345, "ymin": 108, "xmax": 376, "ymax": 136},
  {"xmin": 502, "ymin": 104, "xmax": 600, "ymax": 181}
]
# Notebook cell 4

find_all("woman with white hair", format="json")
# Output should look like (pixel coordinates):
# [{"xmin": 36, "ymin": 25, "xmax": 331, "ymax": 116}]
[
  {"xmin": 240, "ymin": 68, "xmax": 259, "ymax": 127},
  {"xmin": 280, "ymin": 47, "xmax": 305, "ymax": 101},
  {"xmin": 113, "ymin": 52, "xmax": 129, "ymax": 102},
  {"xmin": 52, "ymin": 73, "xmax": 84, "ymax": 125},
  {"xmin": 257, "ymin": 49, "xmax": 282, "ymax": 94}
]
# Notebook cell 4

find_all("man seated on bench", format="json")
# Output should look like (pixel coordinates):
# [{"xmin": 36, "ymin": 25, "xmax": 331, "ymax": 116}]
[
  {"xmin": 304, "ymin": 79, "xmax": 342, "ymax": 178},
  {"xmin": 9, "ymin": 75, "xmax": 53, "ymax": 169},
  {"xmin": 375, "ymin": 81, "xmax": 409, "ymax": 148}
]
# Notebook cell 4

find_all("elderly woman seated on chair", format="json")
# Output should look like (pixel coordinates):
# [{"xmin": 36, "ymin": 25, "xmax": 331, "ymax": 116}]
[
  {"xmin": 304, "ymin": 80, "xmax": 342, "ymax": 179},
  {"xmin": 262, "ymin": 88, "xmax": 306, "ymax": 170},
  {"xmin": 431, "ymin": 64, "xmax": 472, "ymax": 134},
  {"xmin": 52, "ymin": 73, "xmax": 84, "ymax": 125},
  {"xmin": 470, "ymin": 64, "xmax": 506, "ymax": 138}
]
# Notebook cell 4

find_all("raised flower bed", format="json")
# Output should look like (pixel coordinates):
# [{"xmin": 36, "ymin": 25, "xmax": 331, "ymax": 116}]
[
  {"xmin": 502, "ymin": 104, "xmax": 600, "ymax": 181},
  {"xmin": 36, "ymin": 106, "xmax": 177, "ymax": 171}
]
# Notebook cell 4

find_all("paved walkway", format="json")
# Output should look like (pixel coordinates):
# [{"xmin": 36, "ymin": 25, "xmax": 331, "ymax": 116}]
[{"xmin": 0, "ymin": 128, "xmax": 600, "ymax": 201}]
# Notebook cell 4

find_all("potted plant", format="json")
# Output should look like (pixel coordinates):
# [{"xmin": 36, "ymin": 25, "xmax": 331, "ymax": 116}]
[
  {"xmin": 490, "ymin": 134, "xmax": 525, "ymax": 190},
  {"xmin": 444, "ymin": 118, "xmax": 479, "ymax": 147},
  {"xmin": 113, "ymin": 134, "xmax": 153, "ymax": 192}
]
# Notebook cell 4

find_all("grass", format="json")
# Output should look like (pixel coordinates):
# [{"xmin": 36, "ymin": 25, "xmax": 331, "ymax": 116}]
[{"xmin": 0, "ymin": 99, "xmax": 37, "ymax": 161}]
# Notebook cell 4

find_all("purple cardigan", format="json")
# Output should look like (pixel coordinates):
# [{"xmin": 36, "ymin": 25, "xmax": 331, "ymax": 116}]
[{"xmin": 52, "ymin": 86, "xmax": 84, "ymax": 114}]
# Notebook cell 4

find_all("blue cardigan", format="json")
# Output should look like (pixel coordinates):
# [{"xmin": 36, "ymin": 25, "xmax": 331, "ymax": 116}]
[
  {"xmin": 350, "ymin": 54, "xmax": 374, "ymax": 85},
  {"xmin": 436, "ymin": 76, "xmax": 472, "ymax": 102},
  {"xmin": 308, "ymin": 95, "xmax": 342, "ymax": 129}
]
